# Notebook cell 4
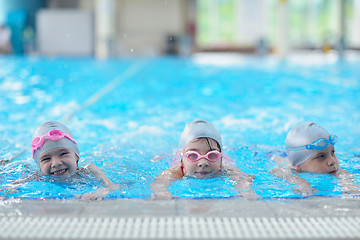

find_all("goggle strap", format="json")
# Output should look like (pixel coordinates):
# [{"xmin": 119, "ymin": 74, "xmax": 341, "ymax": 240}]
[
  {"xmin": 286, "ymin": 146, "xmax": 307, "ymax": 151},
  {"xmin": 31, "ymin": 130, "xmax": 77, "ymax": 157},
  {"xmin": 287, "ymin": 134, "xmax": 338, "ymax": 152}
]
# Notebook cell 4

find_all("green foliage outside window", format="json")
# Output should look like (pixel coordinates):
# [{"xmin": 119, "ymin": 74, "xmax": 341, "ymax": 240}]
[{"xmin": 196, "ymin": 0, "xmax": 357, "ymax": 49}]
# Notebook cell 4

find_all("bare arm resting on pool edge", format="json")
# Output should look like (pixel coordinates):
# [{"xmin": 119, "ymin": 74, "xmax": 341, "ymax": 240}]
[
  {"xmin": 30, "ymin": 121, "xmax": 119, "ymax": 201},
  {"xmin": 336, "ymin": 168, "xmax": 360, "ymax": 195},
  {"xmin": 75, "ymin": 163, "xmax": 121, "ymax": 201},
  {"xmin": 150, "ymin": 162, "xmax": 259, "ymax": 200},
  {"xmin": 150, "ymin": 163, "xmax": 183, "ymax": 200},
  {"xmin": 224, "ymin": 163, "xmax": 259, "ymax": 199},
  {"xmin": 271, "ymin": 155, "xmax": 360, "ymax": 196},
  {"xmin": 270, "ymin": 155, "xmax": 318, "ymax": 197},
  {"xmin": 151, "ymin": 119, "xmax": 259, "ymax": 200},
  {"xmin": 271, "ymin": 122, "xmax": 360, "ymax": 197},
  {"xmin": 0, "ymin": 171, "xmax": 43, "ymax": 195},
  {"xmin": 1, "ymin": 164, "xmax": 120, "ymax": 200}
]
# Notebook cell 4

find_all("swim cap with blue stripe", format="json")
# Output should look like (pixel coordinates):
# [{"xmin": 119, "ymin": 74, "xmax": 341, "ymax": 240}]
[{"xmin": 285, "ymin": 122, "xmax": 333, "ymax": 167}]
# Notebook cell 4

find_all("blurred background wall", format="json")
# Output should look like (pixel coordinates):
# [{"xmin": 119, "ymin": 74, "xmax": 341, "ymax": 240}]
[
  {"xmin": 0, "ymin": 0, "xmax": 46, "ymax": 54},
  {"xmin": 0, "ymin": 0, "xmax": 359, "ymax": 58}
]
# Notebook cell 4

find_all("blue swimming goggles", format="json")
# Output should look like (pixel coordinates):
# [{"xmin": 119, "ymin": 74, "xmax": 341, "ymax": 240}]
[{"xmin": 287, "ymin": 134, "xmax": 338, "ymax": 151}]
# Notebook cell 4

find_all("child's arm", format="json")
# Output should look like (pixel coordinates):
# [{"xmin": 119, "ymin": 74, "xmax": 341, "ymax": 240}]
[
  {"xmin": 9, "ymin": 171, "xmax": 41, "ymax": 185},
  {"xmin": 336, "ymin": 168, "xmax": 360, "ymax": 195},
  {"xmin": 151, "ymin": 163, "xmax": 183, "ymax": 200},
  {"xmin": 270, "ymin": 166, "xmax": 317, "ymax": 197},
  {"xmin": 81, "ymin": 164, "xmax": 115, "ymax": 186},
  {"xmin": 223, "ymin": 164, "xmax": 259, "ymax": 199},
  {"xmin": 76, "ymin": 164, "xmax": 120, "ymax": 201},
  {"xmin": 1, "ymin": 171, "xmax": 41, "ymax": 195},
  {"xmin": 270, "ymin": 155, "xmax": 318, "ymax": 197}
]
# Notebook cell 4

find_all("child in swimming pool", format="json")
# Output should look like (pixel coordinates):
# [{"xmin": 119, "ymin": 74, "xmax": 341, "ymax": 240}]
[
  {"xmin": 4, "ymin": 121, "xmax": 119, "ymax": 200},
  {"xmin": 271, "ymin": 122, "xmax": 360, "ymax": 197},
  {"xmin": 151, "ymin": 119, "xmax": 257, "ymax": 200}
]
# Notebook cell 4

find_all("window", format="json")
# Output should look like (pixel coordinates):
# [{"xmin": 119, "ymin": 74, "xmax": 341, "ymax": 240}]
[{"xmin": 196, "ymin": 0, "xmax": 360, "ymax": 51}]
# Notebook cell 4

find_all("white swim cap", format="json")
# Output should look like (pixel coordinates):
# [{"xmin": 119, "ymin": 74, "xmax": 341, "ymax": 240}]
[
  {"xmin": 179, "ymin": 119, "xmax": 222, "ymax": 150},
  {"xmin": 285, "ymin": 122, "xmax": 333, "ymax": 167},
  {"xmin": 32, "ymin": 121, "xmax": 79, "ymax": 165}
]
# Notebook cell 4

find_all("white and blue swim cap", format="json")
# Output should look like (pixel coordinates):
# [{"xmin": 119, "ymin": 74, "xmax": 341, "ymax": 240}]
[
  {"xmin": 32, "ymin": 121, "xmax": 79, "ymax": 165},
  {"xmin": 285, "ymin": 122, "xmax": 334, "ymax": 167},
  {"xmin": 179, "ymin": 119, "xmax": 222, "ymax": 150}
]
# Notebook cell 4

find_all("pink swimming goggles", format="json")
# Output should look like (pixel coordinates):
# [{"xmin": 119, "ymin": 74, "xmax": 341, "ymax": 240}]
[
  {"xmin": 31, "ymin": 129, "xmax": 77, "ymax": 157},
  {"xmin": 181, "ymin": 150, "xmax": 222, "ymax": 162}
]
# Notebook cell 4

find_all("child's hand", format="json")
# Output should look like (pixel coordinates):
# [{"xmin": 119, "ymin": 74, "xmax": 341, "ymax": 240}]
[
  {"xmin": 151, "ymin": 191, "xmax": 173, "ymax": 200},
  {"xmin": 291, "ymin": 186, "xmax": 318, "ymax": 197},
  {"xmin": 75, "ymin": 184, "xmax": 120, "ymax": 201},
  {"xmin": 340, "ymin": 181, "xmax": 360, "ymax": 195},
  {"xmin": 336, "ymin": 168, "xmax": 360, "ymax": 195},
  {"xmin": 342, "ymin": 188, "xmax": 360, "ymax": 195},
  {"xmin": 0, "ymin": 185, "xmax": 20, "ymax": 196},
  {"xmin": 271, "ymin": 167, "xmax": 318, "ymax": 197},
  {"xmin": 4, "ymin": 187, "xmax": 20, "ymax": 195},
  {"xmin": 236, "ymin": 190, "xmax": 259, "ymax": 200},
  {"xmin": 291, "ymin": 179, "xmax": 318, "ymax": 197},
  {"xmin": 75, "ymin": 192, "xmax": 104, "ymax": 201},
  {"xmin": 75, "ymin": 191, "xmax": 106, "ymax": 201}
]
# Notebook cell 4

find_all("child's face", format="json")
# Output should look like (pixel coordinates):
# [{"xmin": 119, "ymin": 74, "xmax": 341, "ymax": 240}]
[
  {"xmin": 38, "ymin": 147, "xmax": 78, "ymax": 177},
  {"xmin": 296, "ymin": 146, "xmax": 339, "ymax": 174},
  {"xmin": 182, "ymin": 138, "xmax": 222, "ymax": 178}
]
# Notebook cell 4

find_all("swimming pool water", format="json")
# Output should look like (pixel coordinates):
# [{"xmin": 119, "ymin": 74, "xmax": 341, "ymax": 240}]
[{"xmin": 0, "ymin": 53, "xmax": 359, "ymax": 199}]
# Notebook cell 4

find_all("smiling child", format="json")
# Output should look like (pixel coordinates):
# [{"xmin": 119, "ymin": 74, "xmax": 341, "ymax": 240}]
[
  {"xmin": 5, "ymin": 121, "xmax": 119, "ymax": 200},
  {"xmin": 151, "ymin": 119, "xmax": 257, "ymax": 200}
]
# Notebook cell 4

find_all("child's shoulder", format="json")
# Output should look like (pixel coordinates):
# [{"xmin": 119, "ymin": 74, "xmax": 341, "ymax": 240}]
[
  {"xmin": 161, "ymin": 163, "xmax": 184, "ymax": 179},
  {"xmin": 78, "ymin": 163, "xmax": 99, "ymax": 174}
]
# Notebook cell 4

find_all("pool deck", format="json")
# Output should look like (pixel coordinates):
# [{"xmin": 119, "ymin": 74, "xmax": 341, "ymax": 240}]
[
  {"xmin": 1, "ymin": 197, "xmax": 360, "ymax": 218},
  {"xmin": 1, "ymin": 197, "xmax": 360, "ymax": 240}
]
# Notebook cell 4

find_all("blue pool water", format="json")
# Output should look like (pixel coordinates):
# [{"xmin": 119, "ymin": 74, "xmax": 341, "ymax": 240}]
[{"xmin": 0, "ymin": 53, "xmax": 359, "ymax": 200}]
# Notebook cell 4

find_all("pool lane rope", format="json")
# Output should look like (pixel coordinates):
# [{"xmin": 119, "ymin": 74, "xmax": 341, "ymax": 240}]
[
  {"xmin": 4, "ymin": 60, "xmax": 146, "ymax": 162},
  {"xmin": 61, "ymin": 60, "xmax": 146, "ymax": 123}
]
